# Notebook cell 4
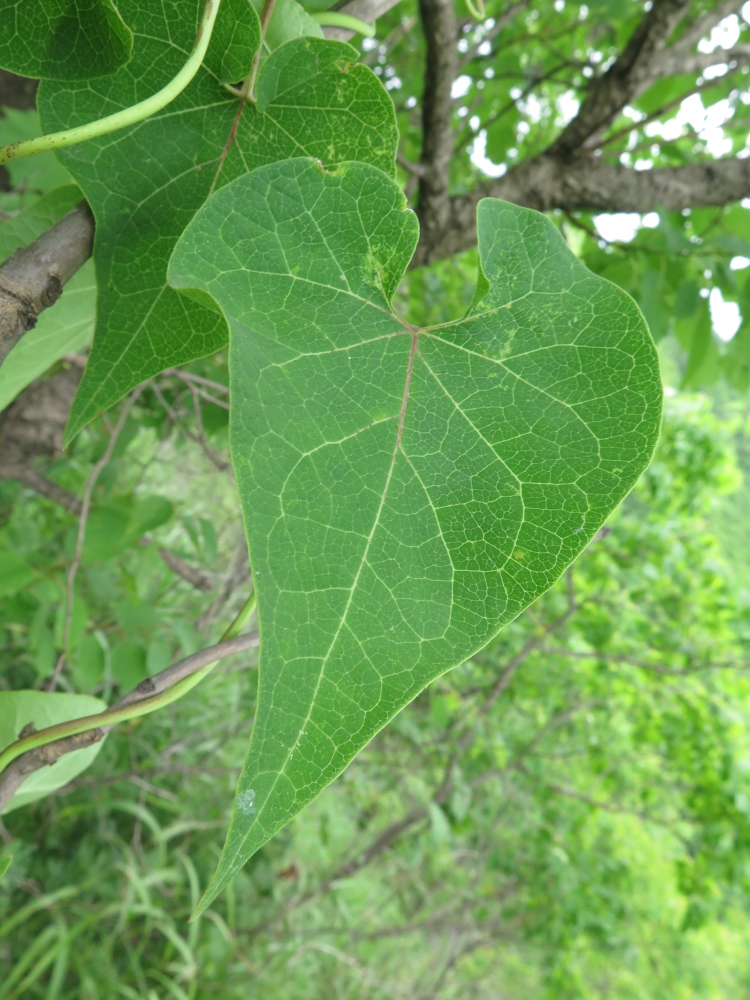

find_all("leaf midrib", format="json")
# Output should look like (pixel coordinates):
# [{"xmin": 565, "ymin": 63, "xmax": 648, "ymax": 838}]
[{"xmin": 231, "ymin": 329, "xmax": 420, "ymax": 860}]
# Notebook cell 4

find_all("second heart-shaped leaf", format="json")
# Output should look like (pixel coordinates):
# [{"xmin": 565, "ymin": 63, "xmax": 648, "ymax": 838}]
[{"xmin": 38, "ymin": 0, "xmax": 397, "ymax": 442}]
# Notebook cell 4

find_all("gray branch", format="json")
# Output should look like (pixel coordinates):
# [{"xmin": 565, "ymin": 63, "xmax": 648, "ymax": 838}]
[
  {"xmin": 651, "ymin": 40, "xmax": 750, "ymax": 80},
  {"xmin": 0, "ymin": 201, "xmax": 94, "ymax": 365},
  {"xmin": 412, "ymin": 154, "xmax": 750, "ymax": 267},
  {"xmin": 550, "ymin": 0, "xmax": 692, "ymax": 159},
  {"xmin": 0, "ymin": 631, "xmax": 259, "ymax": 813},
  {"xmin": 663, "ymin": 0, "xmax": 744, "ymax": 62}
]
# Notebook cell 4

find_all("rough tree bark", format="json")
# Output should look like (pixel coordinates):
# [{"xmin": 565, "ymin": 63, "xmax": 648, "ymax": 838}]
[{"xmin": 0, "ymin": 202, "xmax": 94, "ymax": 364}]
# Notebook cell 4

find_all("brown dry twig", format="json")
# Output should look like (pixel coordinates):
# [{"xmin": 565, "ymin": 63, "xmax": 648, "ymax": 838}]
[
  {"xmin": 47, "ymin": 384, "xmax": 146, "ymax": 692},
  {"xmin": 152, "ymin": 380, "xmax": 230, "ymax": 473}
]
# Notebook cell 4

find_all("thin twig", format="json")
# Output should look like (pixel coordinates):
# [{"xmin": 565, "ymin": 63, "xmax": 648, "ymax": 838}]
[
  {"xmin": 152, "ymin": 380, "xmax": 230, "ymax": 472},
  {"xmin": 540, "ymin": 646, "xmax": 746, "ymax": 677},
  {"xmin": 362, "ymin": 15, "xmax": 416, "ymax": 65},
  {"xmin": 524, "ymin": 768, "xmax": 688, "ymax": 841},
  {"xmin": 161, "ymin": 369, "xmax": 229, "ymax": 395},
  {"xmin": 158, "ymin": 548, "xmax": 215, "ymax": 592},
  {"xmin": 162, "ymin": 368, "xmax": 230, "ymax": 410},
  {"xmin": 479, "ymin": 588, "xmax": 577, "ymax": 713},
  {"xmin": 198, "ymin": 542, "xmax": 249, "ymax": 631},
  {"xmin": 397, "ymin": 150, "xmax": 427, "ymax": 176},
  {"xmin": 459, "ymin": 0, "xmax": 529, "ymax": 68},
  {"xmin": 594, "ymin": 75, "xmax": 728, "ymax": 151},
  {"xmin": 47, "ymin": 385, "xmax": 145, "ymax": 692}
]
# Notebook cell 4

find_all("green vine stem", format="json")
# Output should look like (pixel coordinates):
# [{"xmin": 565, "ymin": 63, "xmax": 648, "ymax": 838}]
[
  {"xmin": 0, "ymin": 0, "xmax": 224, "ymax": 166},
  {"xmin": 464, "ymin": 0, "xmax": 486, "ymax": 20},
  {"xmin": 0, "ymin": 593, "xmax": 257, "ymax": 778},
  {"xmin": 221, "ymin": 591, "xmax": 257, "ymax": 641},
  {"xmin": 311, "ymin": 12, "xmax": 376, "ymax": 36}
]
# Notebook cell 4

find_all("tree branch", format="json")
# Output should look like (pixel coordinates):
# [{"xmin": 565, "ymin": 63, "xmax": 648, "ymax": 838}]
[
  {"xmin": 663, "ymin": 0, "xmax": 743, "ymax": 63},
  {"xmin": 412, "ymin": 154, "xmax": 750, "ymax": 267},
  {"xmin": 158, "ymin": 548, "xmax": 214, "ymax": 592},
  {"xmin": 417, "ymin": 0, "xmax": 459, "ymax": 247},
  {"xmin": 651, "ymin": 40, "xmax": 750, "ymax": 80},
  {"xmin": 549, "ymin": 0, "xmax": 692, "ymax": 160},
  {"xmin": 479, "ymin": 600, "xmax": 578, "ymax": 714},
  {"xmin": 0, "ymin": 201, "xmax": 94, "ymax": 365},
  {"xmin": 3, "ymin": 466, "xmax": 82, "ymax": 513},
  {"xmin": 313, "ymin": 759, "xmax": 455, "ymax": 895},
  {"xmin": 0, "ymin": 365, "xmax": 79, "ymax": 462},
  {"xmin": 0, "ymin": 70, "xmax": 38, "ymax": 111}
]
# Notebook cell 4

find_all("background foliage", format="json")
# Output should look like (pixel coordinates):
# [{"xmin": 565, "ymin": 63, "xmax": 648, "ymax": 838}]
[{"xmin": 4, "ymin": 0, "xmax": 750, "ymax": 995}]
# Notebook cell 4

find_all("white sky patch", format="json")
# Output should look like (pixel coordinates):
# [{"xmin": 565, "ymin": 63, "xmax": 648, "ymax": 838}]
[
  {"xmin": 710, "ymin": 287, "xmax": 742, "ymax": 341},
  {"xmin": 731, "ymin": 255, "xmax": 750, "ymax": 270},
  {"xmin": 698, "ymin": 14, "xmax": 740, "ymax": 53},
  {"xmin": 703, "ymin": 63, "xmax": 729, "ymax": 80},
  {"xmin": 471, "ymin": 131, "xmax": 507, "ymax": 177},
  {"xmin": 593, "ymin": 213, "xmax": 641, "ymax": 242},
  {"xmin": 623, "ymin": 105, "xmax": 646, "ymax": 122},
  {"xmin": 451, "ymin": 75, "xmax": 472, "ymax": 99},
  {"xmin": 642, "ymin": 212, "xmax": 659, "ymax": 228},
  {"xmin": 522, "ymin": 93, "xmax": 544, "ymax": 123},
  {"xmin": 644, "ymin": 93, "xmax": 734, "ymax": 158},
  {"xmin": 556, "ymin": 90, "xmax": 580, "ymax": 125}
]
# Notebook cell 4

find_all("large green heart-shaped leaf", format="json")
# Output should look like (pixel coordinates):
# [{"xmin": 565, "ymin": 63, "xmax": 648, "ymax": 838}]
[
  {"xmin": 169, "ymin": 158, "xmax": 662, "ymax": 913},
  {"xmin": 0, "ymin": 0, "xmax": 132, "ymax": 80},
  {"xmin": 37, "ymin": 0, "xmax": 397, "ymax": 443}
]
